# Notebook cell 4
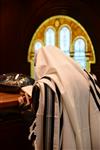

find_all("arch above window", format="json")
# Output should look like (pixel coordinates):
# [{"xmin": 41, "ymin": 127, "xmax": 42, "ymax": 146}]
[{"xmin": 28, "ymin": 15, "xmax": 96, "ymax": 78}]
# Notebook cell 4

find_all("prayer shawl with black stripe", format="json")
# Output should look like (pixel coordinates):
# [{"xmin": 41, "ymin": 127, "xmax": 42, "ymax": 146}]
[
  {"xmin": 87, "ymin": 72, "xmax": 100, "ymax": 149},
  {"xmin": 26, "ymin": 45, "xmax": 100, "ymax": 150},
  {"xmin": 29, "ymin": 77, "xmax": 63, "ymax": 150}
]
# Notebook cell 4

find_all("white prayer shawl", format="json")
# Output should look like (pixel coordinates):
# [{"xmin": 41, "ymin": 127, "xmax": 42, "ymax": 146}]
[{"xmin": 28, "ymin": 45, "xmax": 100, "ymax": 150}]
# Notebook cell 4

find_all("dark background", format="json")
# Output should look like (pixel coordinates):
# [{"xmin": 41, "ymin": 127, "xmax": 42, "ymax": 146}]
[{"xmin": 0, "ymin": 0, "xmax": 100, "ymax": 82}]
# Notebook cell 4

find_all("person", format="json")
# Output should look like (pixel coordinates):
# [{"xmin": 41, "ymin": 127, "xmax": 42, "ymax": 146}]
[{"xmin": 18, "ymin": 45, "xmax": 100, "ymax": 150}]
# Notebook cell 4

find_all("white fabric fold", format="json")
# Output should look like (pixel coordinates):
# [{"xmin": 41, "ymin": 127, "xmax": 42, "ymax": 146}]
[
  {"xmin": 28, "ymin": 45, "xmax": 100, "ymax": 150},
  {"xmin": 31, "ymin": 45, "xmax": 91, "ymax": 150}
]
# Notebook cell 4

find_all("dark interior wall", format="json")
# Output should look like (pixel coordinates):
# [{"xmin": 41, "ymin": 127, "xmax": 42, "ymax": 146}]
[{"xmin": 0, "ymin": 0, "xmax": 100, "ymax": 82}]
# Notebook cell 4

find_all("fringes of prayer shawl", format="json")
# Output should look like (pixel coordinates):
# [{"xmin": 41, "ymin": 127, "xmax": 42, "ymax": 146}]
[{"xmin": 28, "ymin": 77, "xmax": 63, "ymax": 150}]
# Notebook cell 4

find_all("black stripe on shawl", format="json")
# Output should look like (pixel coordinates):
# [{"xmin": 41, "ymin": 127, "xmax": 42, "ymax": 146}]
[
  {"xmin": 32, "ymin": 85, "xmax": 40, "ymax": 116},
  {"xmin": 89, "ymin": 74, "xmax": 100, "ymax": 99},
  {"xmin": 42, "ymin": 76, "xmax": 51, "ymax": 81},
  {"xmin": 84, "ymin": 70, "xmax": 100, "ymax": 111},
  {"xmin": 43, "ymin": 76, "xmax": 63, "ymax": 150},
  {"xmin": 43, "ymin": 83, "xmax": 55, "ymax": 150},
  {"xmin": 88, "ymin": 74, "xmax": 100, "ymax": 111},
  {"xmin": 90, "ymin": 86, "xmax": 100, "ymax": 111},
  {"xmin": 55, "ymin": 84, "xmax": 63, "ymax": 150}
]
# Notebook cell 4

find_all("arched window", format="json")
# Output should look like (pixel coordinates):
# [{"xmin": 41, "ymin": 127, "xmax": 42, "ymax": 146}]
[
  {"xmin": 74, "ymin": 38, "xmax": 86, "ymax": 69},
  {"xmin": 59, "ymin": 26, "xmax": 70, "ymax": 56},
  {"xmin": 34, "ymin": 41, "xmax": 42, "ymax": 54},
  {"xmin": 34, "ymin": 41, "xmax": 42, "ymax": 66},
  {"xmin": 45, "ymin": 27, "xmax": 55, "ymax": 46},
  {"xmin": 28, "ymin": 15, "xmax": 96, "ymax": 78}
]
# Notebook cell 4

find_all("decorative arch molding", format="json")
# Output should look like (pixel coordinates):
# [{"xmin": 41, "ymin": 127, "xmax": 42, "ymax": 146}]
[{"xmin": 28, "ymin": 15, "xmax": 95, "ymax": 78}]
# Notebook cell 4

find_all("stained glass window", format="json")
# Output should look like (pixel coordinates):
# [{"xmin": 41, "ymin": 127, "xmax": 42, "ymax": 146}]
[
  {"xmin": 45, "ymin": 28, "xmax": 55, "ymax": 46},
  {"xmin": 34, "ymin": 41, "xmax": 42, "ymax": 54},
  {"xmin": 74, "ymin": 38, "xmax": 86, "ymax": 69},
  {"xmin": 59, "ymin": 27, "xmax": 70, "ymax": 56}
]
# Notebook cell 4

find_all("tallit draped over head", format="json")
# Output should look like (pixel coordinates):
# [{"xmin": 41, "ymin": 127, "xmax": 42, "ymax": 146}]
[{"xmin": 30, "ymin": 45, "xmax": 92, "ymax": 150}]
